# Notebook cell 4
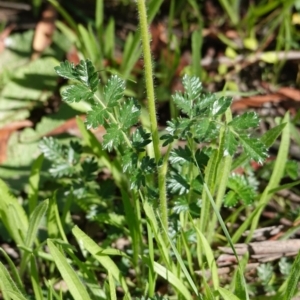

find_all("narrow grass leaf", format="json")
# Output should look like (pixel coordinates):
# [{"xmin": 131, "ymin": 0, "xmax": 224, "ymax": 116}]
[
  {"xmin": 72, "ymin": 226, "xmax": 130, "ymax": 296},
  {"xmin": 25, "ymin": 199, "xmax": 48, "ymax": 248},
  {"xmin": 158, "ymin": 215, "xmax": 200, "ymax": 297},
  {"xmin": 246, "ymin": 112, "xmax": 290, "ymax": 242},
  {"xmin": 108, "ymin": 271, "xmax": 117, "ymax": 300},
  {"xmin": 218, "ymin": 287, "xmax": 241, "ymax": 300},
  {"xmin": 0, "ymin": 179, "xmax": 28, "ymax": 245},
  {"xmin": 143, "ymin": 202, "xmax": 170, "ymax": 266},
  {"xmin": 283, "ymin": 251, "xmax": 300, "ymax": 300},
  {"xmin": 142, "ymin": 256, "xmax": 192, "ymax": 300},
  {"xmin": 192, "ymin": 219, "xmax": 219, "ymax": 291},
  {"xmin": 268, "ymin": 180, "xmax": 300, "ymax": 194},
  {"xmin": 28, "ymin": 154, "xmax": 44, "ymax": 215},
  {"xmin": 30, "ymin": 255, "xmax": 43, "ymax": 300},
  {"xmin": 47, "ymin": 240, "xmax": 92, "ymax": 300}
]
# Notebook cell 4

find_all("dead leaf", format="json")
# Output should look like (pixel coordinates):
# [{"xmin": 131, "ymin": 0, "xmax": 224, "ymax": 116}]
[
  {"xmin": 0, "ymin": 120, "xmax": 32, "ymax": 164},
  {"xmin": 32, "ymin": 4, "xmax": 56, "ymax": 60},
  {"xmin": 277, "ymin": 86, "xmax": 300, "ymax": 101}
]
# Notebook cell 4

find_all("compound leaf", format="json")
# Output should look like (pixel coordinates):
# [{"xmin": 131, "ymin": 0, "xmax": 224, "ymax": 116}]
[
  {"xmin": 182, "ymin": 74, "xmax": 203, "ymax": 102},
  {"xmin": 224, "ymin": 130, "xmax": 238, "ymax": 156},
  {"xmin": 61, "ymin": 84, "xmax": 94, "ymax": 103},
  {"xmin": 211, "ymin": 96, "xmax": 232, "ymax": 116},
  {"xmin": 172, "ymin": 92, "xmax": 192, "ymax": 116},
  {"xmin": 75, "ymin": 59, "xmax": 99, "ymax": 92},
  {"xmin": 195, "ymin": 93, "xmax": 216, "ymax": 115},
  {"xmin": 239, "ymin": 134, "xmax": 268, "ymax": 164},
  {"xmin": 39, "ymin": 137, "xmax": 64, "ymax": 162},
  {"xmin": 224, "ymin": 190, "xmax": 239, "ymax": 207},
  {"xmin": 140, "ymin": 156, "xmax": 157, "ymax": 175},
  {"xmin": 229, "ymin": 111, "xmax": 260, "ymax": 130},
  {"xmin": 131, "ymin": 127, "xmax": 152, "ymax": 152},
  {"xmin": 122, "ymin": 149, "xmax": 138, "ymax": 173},
  {"xmin": 168, "ymin": 173, "xmax": 190, "ymax": 195},
  {"xmin": 103, "ymin": 124, "xmax": 123, "ymax": 151},
  {"xmin": 119, "ymin": 98, "xmax": 140, "ymax": 130},
  {"xmin": 104, "ymin": 75, "xmax": 125, "ymax": 107},
  {"xmin": 86, "ymin": 104, "xmax": 108, "ymax": 128},
  {"xmin": 226, "ymin": 174, "xmax": 256, "ymax": 206},
  {"xmin": 54, "ymin": 60, "xmax": 78, "ymax": 81},
  {"xmin": 170, "ymin": 146, "xmax": 193, "ymax": 165}
]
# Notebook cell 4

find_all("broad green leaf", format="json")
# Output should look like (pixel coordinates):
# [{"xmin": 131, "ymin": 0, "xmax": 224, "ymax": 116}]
[
  {"xmin": 0, "ymin": 179, "xmax": 28, "ymax": 246},
  {"xmin": 211, "ymin": 96, "xmax": 232, "ymax": 116},
  {"xmin": 0, "ymin": 248, "xmax": 24, "ymax": 294},
  {"xmin": 0, "ymin": 262, "xmax": 27, "ymax": 300},
  {"xmin": 86, "ymin": 104, "xmax": 108, "ymax": 128},
  {"xmin": 103, "ymin": 75, "xmax": 125, "ymax": 107},
  {"xmin": 61, "ymin": 84, "xmax": 94, "ymax": 103},
  {"xmin": 224, "ymin": 129, "xmax": 238, "ymax": 156},
  {"xmin": 239, "ymin": 134, "xmax": 268, "ymax": 164},
  {"xmin": 72, "ymin": 226, "xmax": 130, "ymax": 296},
  {"xmin": 119, "ymin": 98, "xmax": 140, "ymax": 130},
  {"xmin": 54, "ymin": 60, "xmax": 78, "ymax": 81},
  {"xmin": 47, "ymin": 240, "xmax": 92, "ymax": 300},
  {"xmin": 103, "ymin": 124, "xmax": 124, "ymax": 151},
  {"xmin": 229, "ymin": 112, "xmax": 260, "ymax": 129}
]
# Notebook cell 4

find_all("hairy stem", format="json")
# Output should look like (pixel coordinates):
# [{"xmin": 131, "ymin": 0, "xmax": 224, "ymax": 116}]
[{"xmin": 136, "ymin": 0, "xmax": 168, "ymax": 233}]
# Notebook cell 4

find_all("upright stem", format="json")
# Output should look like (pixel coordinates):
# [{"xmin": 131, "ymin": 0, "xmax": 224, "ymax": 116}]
[{"xmin": 136, "ymin": 0, "xmax": 168, "ymax": 233}]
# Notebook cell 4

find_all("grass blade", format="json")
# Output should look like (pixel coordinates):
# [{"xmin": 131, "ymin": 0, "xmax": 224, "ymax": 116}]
[
  {"xmin": 142, "ymin": 256, "xmax": 193, "ymax": 300},
  {"xmin": 72, "ymin": 225, "xmax": 130, "ymax": 297},
  {"xmin": 30, "ymin": 255, "xmax": 43, "ymax": 300},
  {"xmin": 47, "ymin": 239, "xmax": 92, "ymax": 300},
  {"xmin": 28, "ymin": 154, "xmax": 44, "ymax": 215},
  {"xmin": 218, "ymin": 287, "xmax": 241, "ymax": 300}
]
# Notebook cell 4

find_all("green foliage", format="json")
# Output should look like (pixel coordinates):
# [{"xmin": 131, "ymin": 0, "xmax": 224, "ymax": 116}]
[
  {"xmin": 224, "ymin": 174, "xmax": 257, "ymax": 207},
  {"xmin": 1, "ymin": 0, "xmax": 298, "ymax": 298}
]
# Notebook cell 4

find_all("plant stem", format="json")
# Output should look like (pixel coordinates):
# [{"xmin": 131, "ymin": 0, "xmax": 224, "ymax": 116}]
[{"xmin": 136, "ymin": 0, "xmax": 168, "ymax": 233}]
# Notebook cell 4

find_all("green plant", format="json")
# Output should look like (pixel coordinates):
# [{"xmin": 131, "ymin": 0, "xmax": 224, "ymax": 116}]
[{"xmin": 1, "ymin": 0, "xmax": 300, "ymax": 299}]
